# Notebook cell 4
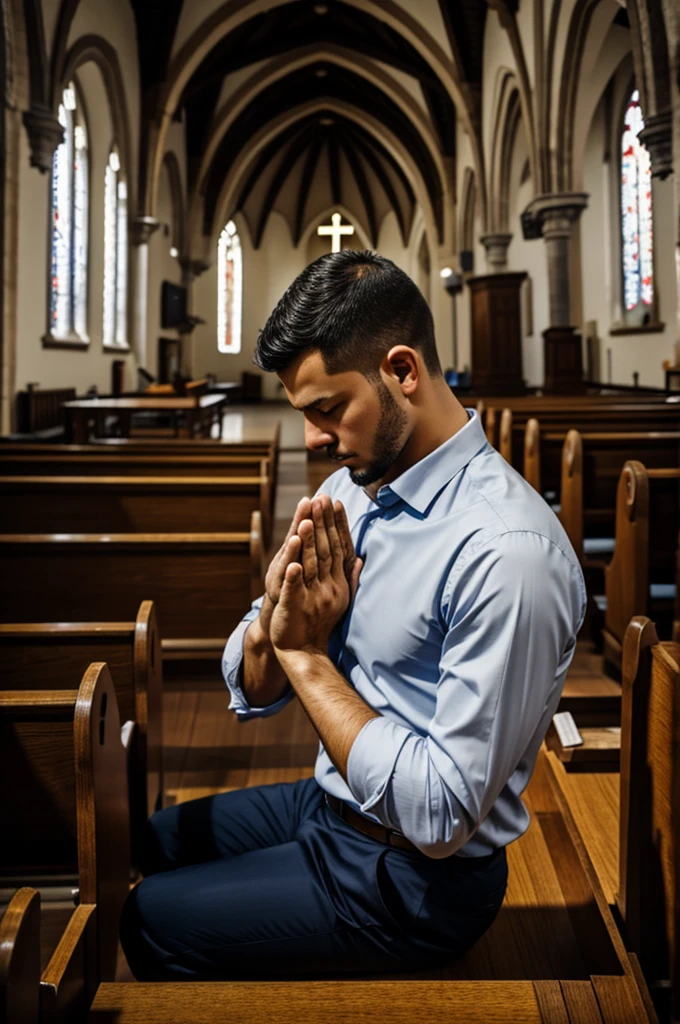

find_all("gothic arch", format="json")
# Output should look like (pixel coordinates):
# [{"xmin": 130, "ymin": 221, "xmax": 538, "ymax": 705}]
[
  {"xmin": 191, "ymin": 44, "xmax": 448, "ymax": 217},
  {"xmin": 61, "ymin": 35, "xmax": 135, "ymax": 215},
  {"xmin": 161, "ymin": 150, "xmax": 186, "ymax": 260},
  {"xmin": 486, "ymin": 1, "xmax": 537, "ymax": 194},
  {"xmin": 488, "ymin": 68, "xmax": 523, "ymax": 233},
  {"xmin": 145, "ymin": 0, "xmax": 486, "ymax": 229},
  {"xmin": 459, "ymin": 166, "xmax": 477, "ymax": 265},
  {"xmin": 204, "ymin": 98, "xmax": 441, "ymax": 272},
  {"xmin": 49, "ymin": 0, "xmax": 83, "ymax": 108}
]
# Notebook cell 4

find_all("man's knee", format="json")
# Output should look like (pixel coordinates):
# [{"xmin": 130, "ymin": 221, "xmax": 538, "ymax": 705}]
[{"xmin": 119, "ymin": 879, "xmax": 176, "ymax": 981}]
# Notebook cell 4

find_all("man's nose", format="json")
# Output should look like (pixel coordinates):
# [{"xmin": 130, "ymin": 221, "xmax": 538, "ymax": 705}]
[{"xmin": 304, "ymin": 418, "xmax": 334, "ymax": 451}]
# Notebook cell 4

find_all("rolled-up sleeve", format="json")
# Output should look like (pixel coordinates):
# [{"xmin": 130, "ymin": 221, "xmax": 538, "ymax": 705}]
[
  {"xmin": 222, "ymin": 596, "xmax": 295, "ymax": 720},
  {"xmin": 346, "ymin": 530, "xmax": 586, "ymax": 857}
]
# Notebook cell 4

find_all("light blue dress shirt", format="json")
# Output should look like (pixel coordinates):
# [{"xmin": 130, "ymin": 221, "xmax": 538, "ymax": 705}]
[{"xmin": 223, "ymin": 410, "xmax": 586, "ymax": 859}]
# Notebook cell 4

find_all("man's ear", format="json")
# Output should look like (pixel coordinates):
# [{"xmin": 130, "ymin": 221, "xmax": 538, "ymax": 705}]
[{"xmin": 382, "ymin": 346, "xmax": 419, "ymax": 396}]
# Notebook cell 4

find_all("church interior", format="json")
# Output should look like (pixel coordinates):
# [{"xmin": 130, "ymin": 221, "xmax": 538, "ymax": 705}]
[{"xmin": 0, "ymin": 0, "xmax": 679, "ymax": 1021}]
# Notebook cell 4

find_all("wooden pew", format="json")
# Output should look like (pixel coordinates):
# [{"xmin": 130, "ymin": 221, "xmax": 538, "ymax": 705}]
[
  {"xmin": 520, "ymin": 421, "xmax": 680, "ymax": 517},
  {"xmin": 543, "ymin": 618, "xmax": 680, "ymax": 1022},
  {"xmin": 0, "ymin": 664, "xmax": 129, "ymax": 982},
  {"xmin": 603, "ymin": 462, "xmax": 680, "ymax": 671},
  {"xmin": 0, "ymin": 601, "xmax": 162, "ymax": 846},
  {"xmin": 0, "ymin": 887, "xmax": 40, "ymax": 1024},
  {"xmin": 474, "ymin": 395, "xmax": 677, "ymax": 454},
  {"xmin": 0, "ymin": 474, "xmax": 272, "ymax": 552},
  {"xmin": 546, "ymin": 429, "xmax": 680, "ymax": 564},
  {"xmin": 0, "ymin": 444, "xmax": 277, "ymax": 537},
  {"xmin": 0, "ymin": 514, "xmax": 262, "ymax": 662}
]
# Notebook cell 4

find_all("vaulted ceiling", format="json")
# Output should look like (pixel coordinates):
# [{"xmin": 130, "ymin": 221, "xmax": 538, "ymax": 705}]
[{"xmin": 130, "ymin": 0, "xmax": 488, "ymax": 250}]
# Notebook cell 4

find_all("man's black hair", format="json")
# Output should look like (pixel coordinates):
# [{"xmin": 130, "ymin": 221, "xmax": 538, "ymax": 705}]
[{"xmin": 254, "ymin": 249, "xmax": 442, "ymax": 378}]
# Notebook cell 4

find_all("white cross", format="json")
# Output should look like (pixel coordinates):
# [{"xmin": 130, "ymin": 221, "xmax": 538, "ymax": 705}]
[{"xmin": 317, "ymin": 212, "xmax": 355, "ymax": 253}]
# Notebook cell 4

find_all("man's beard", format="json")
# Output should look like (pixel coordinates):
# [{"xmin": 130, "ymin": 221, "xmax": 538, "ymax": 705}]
[{"xmin": 333, "ymin": 382, "xmax": 408, "ymax": 488}]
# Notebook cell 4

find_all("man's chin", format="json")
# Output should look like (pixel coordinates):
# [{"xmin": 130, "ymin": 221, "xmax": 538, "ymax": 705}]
[{"xmin": 348, "ymin": 463, "xmax": 383, "ymax": 487}]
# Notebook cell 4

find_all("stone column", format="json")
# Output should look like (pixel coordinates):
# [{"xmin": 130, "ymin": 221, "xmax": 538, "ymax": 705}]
[
  {"xmin": 178, "ymin": 258, "xmax": 209, "ymax": 377},
  {"xmin": 131, "ymin": 216, "xmax": 160, "ymax": 371},
  {"xmin": 480, "ymin": 232, "xmax": 513, "ymax": 272},
  {"xmin": 526, "ymin": 192, "xmax": 588, "ymax": 392}
]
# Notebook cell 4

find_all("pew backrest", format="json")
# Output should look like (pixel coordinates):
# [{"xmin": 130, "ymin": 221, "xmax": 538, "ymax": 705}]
[
  {"xmin": 0, "ymin": 512, "xmax": 263, "ymax": 654},
  {"xmin": 499, "ymin": 408, "xmax": 512, "ymax": 463},
  {"xmin": 604, "ymin": 462, "xmax": 680, "ymax": 665},
  {"xmin": 0, "ymin": 600, "xmax": 162, "ymax": 832},
  {"xmin": 619, "ymin": 617, "xmax": 680, "ymax": 1018},
  {"xmin": 523, "ymin": 418, "xmax": 541, "ymax": 492},
  {"xmin": 0, "ymin": 474, "xmax": 271, "ymax": 549}
]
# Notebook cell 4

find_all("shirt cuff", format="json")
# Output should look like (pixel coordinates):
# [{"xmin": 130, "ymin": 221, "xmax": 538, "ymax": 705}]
[
  {"xmin": 346, "ymin": 716, "xmax": 410, "ymax": 815},
  {"xmin": 222, "ymin": 615, "xmax": 295, "ymax": 720}
]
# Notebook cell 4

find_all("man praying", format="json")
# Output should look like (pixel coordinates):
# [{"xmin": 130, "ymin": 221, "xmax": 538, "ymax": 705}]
[{"xmin": 121, "ymin": 250, "xmax": 586, "ymax": 980}]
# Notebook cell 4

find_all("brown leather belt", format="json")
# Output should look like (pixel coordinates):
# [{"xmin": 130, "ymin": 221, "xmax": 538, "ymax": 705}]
[{"xmin": 326, "ymin": 794, "xmax": 416, "ymax": 852}]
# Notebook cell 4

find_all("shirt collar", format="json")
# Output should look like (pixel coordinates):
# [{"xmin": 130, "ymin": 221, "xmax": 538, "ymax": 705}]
[{"xmin": 372, "ymin": 409, "xmax": 488, "ymax": 514}]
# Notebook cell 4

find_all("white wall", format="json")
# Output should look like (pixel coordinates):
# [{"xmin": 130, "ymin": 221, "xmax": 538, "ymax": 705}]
[
  {"xmin": 15, "ymin": 59, "xmax": 137, "ymax": 397},
  {"xmin": 191, "ymin": 195, "xmax": 452, "ymax": 400}
]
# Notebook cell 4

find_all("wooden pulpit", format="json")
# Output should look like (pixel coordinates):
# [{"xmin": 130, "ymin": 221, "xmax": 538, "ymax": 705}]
[{"xmin": 468, "ymin": 273, "xmax": 527, "ymax": 394}]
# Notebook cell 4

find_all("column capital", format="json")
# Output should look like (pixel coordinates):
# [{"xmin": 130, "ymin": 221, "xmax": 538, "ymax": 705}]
[
  {"xmin": 638, "ymin": 110, "xmax": 673, "ymax": 180},
  {"xmin": 480, "ymin": 232, "xmax": 513, "ymax": 271},
  {"xmin": 22, "ymin": 105, "xmax": 64, "ymax": 173},
  {"xmin": 526, "ymin": 192, "xmax": 589, "ymax": 238},
  {"xmin": 179, "ymin": 257, "xmax": 210, "ymax": 282},
  {"xmin": 131, "ymin": 216, "xmax": 160, "ymax": 246}
]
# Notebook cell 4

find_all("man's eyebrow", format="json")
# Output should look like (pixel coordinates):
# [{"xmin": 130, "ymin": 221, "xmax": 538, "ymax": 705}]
[{"xmin": 296, "ymin": 396, "xmax": 333, "ymax": 412}]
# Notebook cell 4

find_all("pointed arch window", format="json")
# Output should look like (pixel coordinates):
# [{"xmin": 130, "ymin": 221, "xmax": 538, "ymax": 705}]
[
  {"xmin": 620, "ymin": 89, "xmax": 654, "ymax": 319},
  {"xmin": 217, "ymin": 220, "xmax": 242, "ymax": 354},
  {"xmin": 103, "ymin": 147, "xmax": 128, "ymax": 347},
  {"xmin": 49, "ymin": 81, "xmax": 89, "ymax": 341}
]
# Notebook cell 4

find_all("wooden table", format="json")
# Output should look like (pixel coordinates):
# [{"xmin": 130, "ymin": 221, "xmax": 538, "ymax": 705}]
[{"xmin": 63, "ymin": 395, "xmax": 227, "ymax": 443}]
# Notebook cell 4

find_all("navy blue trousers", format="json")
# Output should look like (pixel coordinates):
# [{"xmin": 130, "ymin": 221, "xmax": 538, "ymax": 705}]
[{"xmin": 120, "ymin": 777, "xmax": 507, "ymax": 981}]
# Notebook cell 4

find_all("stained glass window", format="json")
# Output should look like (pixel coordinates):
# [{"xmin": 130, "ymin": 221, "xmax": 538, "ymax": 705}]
[
  {"xmin": 103, "ymin": 148, "xmax": 128, "ymax": 347},
  {"xmin": 621, "ymin": 89, "xmax": 654, "ymax": 315},
  {"xmin": 49, "ymin": 82, "xmax": 88, "ymax": 341},
  {"xmin": 217, "ymin": 220, "xmax": 242, "ymax": 354}
]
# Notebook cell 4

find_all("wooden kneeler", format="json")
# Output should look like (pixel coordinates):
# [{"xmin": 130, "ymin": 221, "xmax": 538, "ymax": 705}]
[{"xmin": 0, "ymin": 664, "xmax": 130, "ymax": 983}]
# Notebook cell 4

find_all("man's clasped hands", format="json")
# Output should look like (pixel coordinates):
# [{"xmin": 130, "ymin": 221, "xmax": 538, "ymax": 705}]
[{"xmin": 260, "ymin": 495, "xmax": 363, "ymax": 658}]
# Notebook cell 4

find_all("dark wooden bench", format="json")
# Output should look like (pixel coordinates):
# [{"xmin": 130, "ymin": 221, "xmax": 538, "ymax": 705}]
[
  {"xmin": 0, "ymin": 514, "xmax": 262, "ymax": 662},
  {"xmin": 543, "ymin": 618, "xmax": 680, "ymax": 1022},
  {"xmin": 520, "ymin": 422, "xmax": 680, "ymax": 535},
  {"xmin": 0, "ymin": 663, "xmax": 129, "ymax": 982},
  {"xmin": 0, "ymin": 601, "xmax": 162, "ymax": 849},
  {"xmin": 603, "ymin": 462, "xmax": 680, "ymax": 671},
  {"xmin": 476, "ymin": 396, "xmax": 677, "ymax": 455},
  {"xmin": 0, "ymin": 473, "xmax": 272, "ymax": 551},
  {"xmin": 13, "ymin": 387, "xmax": 76, "ymax": 442},
  {"xmin": 0, "ymin": 449, "xmax": 276, "ymax": 551}
]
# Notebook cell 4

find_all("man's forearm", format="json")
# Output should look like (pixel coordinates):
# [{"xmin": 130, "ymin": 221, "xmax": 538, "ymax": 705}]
[
  {"xmin": 241, "ymin": 600, "xmax": 291, "ymax": 707},
  {"xmin": 274, "ymin": 649, "xmax": 379, "ymax": 779}
]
